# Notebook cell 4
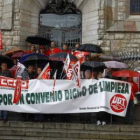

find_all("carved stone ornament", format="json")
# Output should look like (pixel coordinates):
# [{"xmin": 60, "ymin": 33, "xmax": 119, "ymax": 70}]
[{"xmin": 40, "ymin": 0, "xmax": 81, "ymax": 15}]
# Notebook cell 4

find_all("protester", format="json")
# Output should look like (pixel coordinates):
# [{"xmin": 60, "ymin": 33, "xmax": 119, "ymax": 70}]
[
  {"xmin": 80, "ymin": 69, "xmax": 92, "ymax": 124},
  {"xmin": 13, "ymin": 58, "xmax": 18, "ymax": 65},
  {"xmin": 34, "ymin": 65, "xmax": 44, "ymax": 123},
  {"xmin": 0, "ymin": 62, "xmax": 11, "ymax": 122},
  {"xmin": 62, "ymin": 44, "xmax": 71, "ymax": 54},
  {"xmin": 37, "ymin": 46, "xmax": 46, "ymax": 54},
  {"xmin": 124, "ymin": 77, "xmax": 138, "ymax": 125},
  {"xmin": 71, "ymin": 43, "xmax": 80, "ymax": 52},
  {"xmin": 106, "ymin": 68, "xmax": 122, "ymax": 80},
  {"xmin": 96, "ymin": 71, "xmax": 108, "ymax": 126},
  {"xmin": 26, "ymin": 45, "xmax": 36, "ymax": 54},
  {"xmin": 98, "ymin": 71, "xmax": 103, "ymax": 78},
  {"xmin": 37, "ymin": 67, "xmax": 42, "ymax": 77},
  {"xmin": 75, "ymin": 43, "xmax": 80, "ymax": 50},
  {"xmin": 92, "ymin": 70, "xmax": 99, "ymax": 79},
  {"xmin": 85, "ymin": 54, "xmax": 91, "ymax": 61},
  {"xmin": 85, "ymin": 69, "xmax": 92, "ymax": 79},
  {"xmin": 45, "ymin": 42, "xmax": 61, "ymax": 55},
  {"xmin": 27, "ymin": 65, "xmax": 36, "ymax": 79}
]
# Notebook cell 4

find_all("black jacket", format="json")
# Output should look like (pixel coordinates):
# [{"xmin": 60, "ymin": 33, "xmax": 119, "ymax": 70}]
[{"xmin": 0, "ymin": 70, "xmax": 11, "ymax": 78}]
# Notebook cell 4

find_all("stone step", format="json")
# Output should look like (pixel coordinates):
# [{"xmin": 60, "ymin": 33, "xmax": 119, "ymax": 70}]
[
  {"xmin": 0, "ymin": 121, "xmax": 140, "ymax": 139},
  {"xmin": 0, "ymin": 127, "xmax": 140, "ymax": 139},
  {"xmin": 0, "ymin": 136, "xmax": 104, "ymax": 140},
  {"xmin": 1, "ymin": 121, "xmax": 140, "ymax": 133}
]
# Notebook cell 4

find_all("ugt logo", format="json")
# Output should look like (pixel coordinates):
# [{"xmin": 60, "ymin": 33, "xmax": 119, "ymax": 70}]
[{"xmin": 110, "ymin": 94, "xmax": 127, "ymax": 113}]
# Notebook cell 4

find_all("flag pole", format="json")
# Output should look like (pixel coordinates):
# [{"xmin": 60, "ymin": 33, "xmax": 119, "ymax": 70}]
[{"xmin": 52, "ymin": 70, "xmax": 57, "ymax": 95}]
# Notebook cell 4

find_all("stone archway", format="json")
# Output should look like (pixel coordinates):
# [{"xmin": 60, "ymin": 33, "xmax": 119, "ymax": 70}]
[
  {"xmin": 19, "ymin": 0, "xmax": 100, "ymax": 47},
  {"xmin": 19, "ymin": 0, "xmax": 85, "ymax": 46},
  {"xmin": 39, "ymin": 0, "xmax": 82, "ymax": 48}
]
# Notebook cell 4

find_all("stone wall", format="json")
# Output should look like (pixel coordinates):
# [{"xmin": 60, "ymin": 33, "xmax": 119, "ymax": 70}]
[
  {"xmin": 19, "ymin": 0, "xmax": 43, "ymax": 48},
  {"xmin": 0, "ymin": 0, "xmax": 21, "ymax": 53},
  {"xmin": 99, "ymin": 0, "xmax": 140, "ymax": 54},
  {"xmin": 1, "ymin": 0, "xmax": 140, "ymax": 56},
  {"xmin": 81, "ymin": 0, "xmax": 100, "ymax": 44},
  {"xmin": 0, "ymin": 0, "xmax": 101, "ymax": 51}
]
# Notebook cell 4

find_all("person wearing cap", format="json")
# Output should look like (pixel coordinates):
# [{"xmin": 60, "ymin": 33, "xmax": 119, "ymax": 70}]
[
  {"xmin": 45, "ymin": 42, "xmax": 61, "ymax": 56},
  {"xmin": 38, "ymin": 46, "xmax": 46, "ymax": 54}
]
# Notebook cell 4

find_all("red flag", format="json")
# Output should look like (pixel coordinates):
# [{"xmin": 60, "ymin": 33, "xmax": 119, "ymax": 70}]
[
  {"xmin": 72, "ymin": 61, "xmax": 81, "ymax": 87},
  {"xmin": 52, "ymin": 70, "xmax": 57, "ymax": 95},
  {"xmin": 66, "ymin": 64, "xmax": 73, "ymax": 80},
  {"xmin": 64, "ymin": 54, "xmax": 73, "ymax": 80},
  {"xmin": 0, "ymin": 30, "xmax": 3, "ymax": 51},
  {"xmin": 38, "ymin": 63, "xmax": 51, "ymax": 79},
  {"xmin": 13, "ymin": 76, "xmax": 22, "ymax": 104},
  {"xmin": 73, "ymin": 51, "xmax": 89, "ymax": 64}
]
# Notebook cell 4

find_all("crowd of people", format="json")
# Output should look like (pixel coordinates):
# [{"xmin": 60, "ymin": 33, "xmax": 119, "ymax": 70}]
[
  {"xmin": 26, "ymin": 42, "xmax": 73, "ymax": 55},
  {"xmin": 0, "ymin": 41, "xmax": 139, "ymax": 126}
]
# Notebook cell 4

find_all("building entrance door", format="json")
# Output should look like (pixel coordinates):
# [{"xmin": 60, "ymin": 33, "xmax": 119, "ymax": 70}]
[{"xmin": 39, "ymin": 0, "xmax": 81, "ymax": 50}]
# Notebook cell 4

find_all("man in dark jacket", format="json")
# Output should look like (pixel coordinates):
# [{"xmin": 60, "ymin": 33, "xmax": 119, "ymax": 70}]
[{"xmin": 0, "ymin": 62, "xmax": 11, "ymax": 122}]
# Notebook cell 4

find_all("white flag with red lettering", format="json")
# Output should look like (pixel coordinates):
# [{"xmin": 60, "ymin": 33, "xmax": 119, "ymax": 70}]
[
  {"xmin": 16, "ymin": 62, "xmax": 26, "ymax": 77},
  {"xmin": 64, "ymin": 54, "xmax": 73, "ymax": 80},
  {"xmin": 0, "ymin": 30, "xmax": 3, "ymax": 51},
  {"xmin": 13, "ymin": 76, "xmax": 22, "ymax": 104},
  {"xmin": 64, "ymin": 54, "xmax": 70, "ymax": 72},
  {"xmin": 72, "ymin": 61, "xmax": 81, "ymax": 87},
  {"xmin": 38, "ymin": 63, "xmax": 51, "ymax": 79}
]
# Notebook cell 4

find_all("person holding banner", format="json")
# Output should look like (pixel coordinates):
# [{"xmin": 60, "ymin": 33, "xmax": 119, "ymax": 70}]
[
  {"xmin": 27, "ymin": 65, "xmax": 36, "ymax": 79},
  {"xmin": 96, "ymin": 71, "xmax": 108, "ymax": 126},
  {"xmin": 0, "ymin": 62, "xmax": 11, "ymax": 122},
  {"xmin": 124, "ymin": 77, "xmax": 138, "ymax": 125},
  {"xmin": 80, "ymin": 70, "xmax": 92, "ymax": 123},
  {"xmin": 85, "ymin": 69, "xmax": 92, "ymax": 79}
]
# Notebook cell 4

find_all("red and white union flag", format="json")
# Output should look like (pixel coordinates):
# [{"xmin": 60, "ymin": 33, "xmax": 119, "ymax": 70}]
[
  {"xmin": 0, "ymin": 30, "xmax": 3, "ymax": 51},
  {"xmin": 38, "ymin": 63, "xmax": 51, "ymax": 79},
  {"xmin": 13, "ymin": 76, "xmax": 22, "ymax": 104},
  {"xmin": 72, "ymin": 61, "xmax": 81, "ymax": 87}
]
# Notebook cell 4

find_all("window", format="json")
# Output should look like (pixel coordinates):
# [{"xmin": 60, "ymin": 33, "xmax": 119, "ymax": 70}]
[
  {"xmin": 39, "ymin": 0, "xmax": 82, "ymax": 49},
  {"xmin": 130, "ymin": 0, "xmax": 140, "ymax": 14},
  {"xmin": 39, "ymin": 14, "xmax": 82, "ymax": 49}
]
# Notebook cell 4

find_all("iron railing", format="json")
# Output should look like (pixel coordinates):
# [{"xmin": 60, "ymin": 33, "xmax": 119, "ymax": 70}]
[{"xmin": 112, "ymin": 50, "xmax": 140, "ymax": 70}]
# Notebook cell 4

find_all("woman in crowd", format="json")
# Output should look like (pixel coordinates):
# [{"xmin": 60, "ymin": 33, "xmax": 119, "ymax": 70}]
[
  {"xmin": 62, "ymin": 44, "xmax": 71, "ymax": 54},
  {"xmin": 26, "ymin": 45, "xmax": 36, "ymax": 54}
]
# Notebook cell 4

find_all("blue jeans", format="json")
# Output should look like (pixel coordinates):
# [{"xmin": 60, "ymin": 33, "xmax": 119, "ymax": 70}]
[{"xmin": 0, "ymin": 111, "xmax": 8, "ymax": 119}]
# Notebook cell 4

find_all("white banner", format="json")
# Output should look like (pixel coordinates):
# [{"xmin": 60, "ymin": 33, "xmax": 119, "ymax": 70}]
[{"xmin": 0, "ymin": 76, "xmax": 131, "ymax": 117}]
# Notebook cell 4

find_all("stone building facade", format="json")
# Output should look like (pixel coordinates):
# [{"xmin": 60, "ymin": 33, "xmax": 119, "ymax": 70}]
[{"xmin": 0, "ymin": 0, "xmax": 140, "ymax": 58}]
